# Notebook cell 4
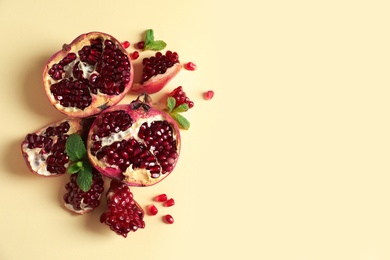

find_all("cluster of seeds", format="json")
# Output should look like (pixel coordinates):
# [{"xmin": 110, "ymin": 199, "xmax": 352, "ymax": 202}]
[{"xmin": 147, "ymin": 193, "xmax": 175, "ymax": 224}]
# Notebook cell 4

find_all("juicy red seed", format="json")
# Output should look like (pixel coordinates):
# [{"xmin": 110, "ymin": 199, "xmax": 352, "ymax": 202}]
[
  {"xmin": 163, "ymin": 214, "xmax": 174, "ymax": 224},
  {"xmin": 121, "ymin": 41, "xmax": 130, "ymax": 49},
  {"xmin": 100, "ymin": 180, "xmax": 145, "ymax": 237},
  {"xmin": 163, "ymin": 198, "xmax": 175, "ymax": 207},
  {"xmin": 147, "ymin": 204, "xmax": 158, "ymax": 215},
  {"xmin": 136, "ymin": 41, "xmax": 145, "ymax": 49},
  {"xmin": 139, "ymin": 50, "xmax": 180, "ymax": 84},
  {"xmin": 154, "ymin": 193, "xmax": 168, "ymax": 202},
  {"xmin": 64, "ymin": 170, "xmax": 104, "ymax": 212},
  {"xmin": 184, "ymin": 62, "xmax": 197, "ymax": 71},
  {"xmin": 130, "ymin": 51, "xmax": 139, "ymax": 60},
  {"xmin": 92, "ymin": 110, "xmax": 133, "ymax": 138},
  {"xmin": 203, "ymin": 90, "xmax": 214, "ymax": 100}
]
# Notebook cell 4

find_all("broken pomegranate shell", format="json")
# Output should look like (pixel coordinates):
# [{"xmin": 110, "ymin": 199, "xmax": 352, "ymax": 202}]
[
  {"xmin": 21, "ymin": 117, "xmax": 93, "ymax": 177},
  {"xmin": 130, "ymin": 51, "xmax": 182, "ymax": 94},
  {"xmin": 43, "ymin": 32, "xmax": 134, "ymax": 118},
  {"xmin": 87, "ymin": 94, "xmax": 181, "ymax": 187}
]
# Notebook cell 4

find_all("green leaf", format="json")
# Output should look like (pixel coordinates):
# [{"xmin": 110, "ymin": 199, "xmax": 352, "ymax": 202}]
[
  {"xmin": 76, "ymin": 161, "xmax": 93, "ymax": 192},
  {"xmin": 172, "ymin": 103, "xmax": 189, "ymax": 113},
  {"xmin": 65, "ymin": 134, "xmax": 87, "ymax": 162},
  {"xmin": 167, "ymin": 97, "xmax": 176, "ymax": 113},
  {"xmin": 144, "ymin": 29, "xmax": 155, "ymax": 46},
  {"xmin": 171, "ymin": 113, "xmax": 190, "ymax": 130},
  {"xmin": 144, "ymin": 40, "xmax": 167, "ymax": 51},
  {"xmin": 67, "ymin": 161, "xmax": 84, "ymax": 174}
]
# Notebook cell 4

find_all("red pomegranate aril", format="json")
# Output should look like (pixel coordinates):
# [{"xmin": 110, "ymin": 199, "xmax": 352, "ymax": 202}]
[
  {"xmin": 121, "ymin": 41, "xmax": 130, "ymax": 49},
  {"xmin": 147, "ymin": 204, "xmax": 158, "ymax": 215},
  {"xmin": 130, "ymin": 51, "xmax": 139, "ymax": 60},
  {"xmin": 136, "ymin": 41, "xmax": 145, "ymax": 49},
  {"xmin": 203, "ymin": 90, "xmax": 214, "ymax": 100},
  {"xmin": 184, "ymin": 62, "xmax": 197, "ymax": 71},
  {"xmin": 154, "ymin": 193, "xmax": 168, "ymax": 202},
  {"xmin": 168, "ymin": 86, "xmax": 194, "ymax": 109},
  {"xmin": 163, "ymin": 198, "xmax": 175, "ymax": 207},
  {"xmin": 163, "ymin": 214, "xmax": 174, "ymax": 224}
]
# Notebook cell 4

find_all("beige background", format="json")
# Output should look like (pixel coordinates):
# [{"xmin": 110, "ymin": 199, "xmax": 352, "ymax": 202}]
[{"xmin": 1, "ymin": 0, "xmax": 390, "ymax": 259}]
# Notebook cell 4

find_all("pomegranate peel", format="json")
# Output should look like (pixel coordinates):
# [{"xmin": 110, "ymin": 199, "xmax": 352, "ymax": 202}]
[{"xmin": 43, "ymin": 31, "xmax": 134, "ymax": 118}]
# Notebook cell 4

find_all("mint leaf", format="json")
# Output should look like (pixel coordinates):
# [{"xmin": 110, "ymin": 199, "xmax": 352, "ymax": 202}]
[
  {"xmin": 171, "ymin": 113, "xmax": 190, "ymax": 130},
  {"xmin": 67, "ymin": 161, "xmax": 84, "ymax": 174},
  {"xmin": 65, "ymin": 134, "xmax": 87, "ymax": 162},
  {"xmin": 167, "ymin": 97, "xmax": 176, "ymax": 113},
  {"xmin": 173, "ymin": 103, "xmax": 189, "ymax": 113},
  {"xmin": 76, "ymin": 162, "xmax": 93, "ymax": 192},
  {"xmin": 144, "ymin": 29, "xmax": 154, "ymax": 46},
  {"xmin": 144, "ymin": 40, "xmax": 167, "ymax": 51}
]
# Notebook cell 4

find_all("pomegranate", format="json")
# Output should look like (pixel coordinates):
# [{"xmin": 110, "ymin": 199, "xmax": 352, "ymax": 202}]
[
  {"xmin": 100, "ymin": 179, "xmax": 145, "ymax": 237},
  {"xmin": 21, "ymin": 117, "xmax": 93, "ymax": 177},
  {"xmin": 43, "ymin": 32, "xmax": 134, "ymax": 118},
  {"xmin": 130, "ymin": 51, "xmax": 182, "ymax": 94},
  {"xmin": 87, "ymin": 94, "xmax": 181, "ymax": 186},
  {"xmin": 63, "ymin": 169, "xmax": 104, "ymax": 214},
  {"xmin": 168, "ymin": 86, "xmax": 194, "ymax": 109}
]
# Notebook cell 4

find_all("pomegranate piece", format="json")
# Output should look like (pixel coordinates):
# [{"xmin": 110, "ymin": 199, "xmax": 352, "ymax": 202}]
[
  {"xmin": 21, "ymin": 117, "xmax": 92, "ymax": 177},
  {"xmin": 43, "ymin": 32, "xmax": 134, "ymax": 118},
  {"xmin": 163, "ymin": 214, "xmax": 174, "ymax": 224},
  {"xmin": 100, "ymin": 179, "xmax": 145, "ymax": 237},
  {"xmin": 163, "ymin": 198, "xmax": 175, "ymax": 207},
  {"xmin": 203, "ymin": 90, "xmax": 214, "ymax": 100},
  {"xmin": 154, "ymin": 193, "xmax": 168, "ymax": 202},
  {"xmin": 147, "ymin": 204, "xmax": 158, "ymax": 215},
  {"xmin": 184, "ymin": 62, "xmax": 197, "ymax": 71},
  {"xmin": 130, "ymin": 51, "xmax": 182, "ymax": 94},
  {"xmin": 87, "ymin": 94, "xmax": 181, "ymax": 187},
  {"xmin": 168, "ymin": 86, "xmax": 194, "ymax": 109},
  {"xmin": 63, "ymin": 169, "xmax": 104, "ymax": 214}
]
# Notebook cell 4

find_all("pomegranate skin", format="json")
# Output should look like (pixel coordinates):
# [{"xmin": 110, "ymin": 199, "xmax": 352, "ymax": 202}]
[
  {"xmin": 87, "ymin": 96, "xmax": 181, "ymax": 187},
  {"xmin": 43, "ymin": 32, "xmax": 134, "ymax": 118}
]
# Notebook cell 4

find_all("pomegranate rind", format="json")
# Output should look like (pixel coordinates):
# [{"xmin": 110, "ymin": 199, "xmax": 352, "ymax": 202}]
[
  {"xmin": 130, "ymin": 63, "xmax": 182, "ymax": 94},
  {"xmin": 87, "ymin": 103, "xmax": 181, "ymax": 187},
  {"xmin": 21, "ymin": 118, "xmax": 84, "ymax": 177},
  {"xmin": 43, "ymin": 31, "xmax": 134, "ymax": 118}
]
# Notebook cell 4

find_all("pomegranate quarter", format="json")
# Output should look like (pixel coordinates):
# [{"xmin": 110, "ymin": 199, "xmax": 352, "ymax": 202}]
[
  {"xmin": 87, "ymin": 94, "xmax": 181, "ymax": 186},
  {"xmin": 43, "ymin": 32, "xmax": 134, "ymax": 118}
]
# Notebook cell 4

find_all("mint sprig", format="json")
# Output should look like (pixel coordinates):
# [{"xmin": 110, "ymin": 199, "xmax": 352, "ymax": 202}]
[
  {"xmin": 143, "ymin": 29, "xmax": 167, "ymax": 51},
  {"xmin": 65, "ymin": 133, "xmax": 93, "ymax": 192},
  {"xmin": 166, "ymin": 97, "xmax": 191, "ymax": 130}
]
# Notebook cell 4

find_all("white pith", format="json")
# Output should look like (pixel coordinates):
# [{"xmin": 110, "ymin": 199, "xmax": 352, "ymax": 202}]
[{"xmin": 64, "ymin": 198, "xmax": 93, "ymax": 214}]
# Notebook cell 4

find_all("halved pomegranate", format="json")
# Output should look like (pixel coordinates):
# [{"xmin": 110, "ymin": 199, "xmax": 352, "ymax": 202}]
[
  {"xmin": 87, "ymin": 94, "xmax": 181, "ymax": 186},
  {"xmin": 130, "ymin": 51, "xmax": 182, "ymax": 94},
  {"xmin": 21, "ymin": 117, "xmax": 93, "ymax": 177},
  {"xmin": 43, "ymin": 32, "xmax": 134, "ymax": 118}
]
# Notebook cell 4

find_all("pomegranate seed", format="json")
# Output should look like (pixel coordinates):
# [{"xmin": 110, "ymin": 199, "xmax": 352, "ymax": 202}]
[
  {"xmin": 168, "ymin": 86, "xmax": 194, "ymax": 109},
  {"xmin": 147, "ymin": 204, "xmax": 158, "ymax": 215},
  {"xmin": 154, "ymin": 193, "xmax": 168, "ymax": 202},
  {"xmin": 136, "ymin": 41, "xmax": 145, "ymax": 49},
  {"xmin": 121, "ymin": 41, "xmax": 130, "ymax": 49},
  {"xmin": 163, "ymin": 214, "xmax": 174, "ymax": 224},
  {"xmin": 184, "ymin": 62, "xmax": 197, "ymax": 71},
  {"xmin": 203, "ymin": 90, "xmax": 214, "ymax": 100},
  {"xmin": 163, "ymin": 198, "xmax": 175, "ymax": 207},
  {"xmin": 130, "ymin": 51, "xmax": 139, "ymax": 60}
]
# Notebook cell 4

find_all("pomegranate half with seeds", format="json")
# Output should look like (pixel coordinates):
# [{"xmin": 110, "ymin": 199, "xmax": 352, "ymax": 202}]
[
  {"xmin": 130, "ymin": 51, "xmax": 182, "ymax": 94},
  {"xmin": 21, "ymin": 117, "xmax": 93, "ymax": 177},
  {"xmin": 87, "ymin": 94, "xmax": 181, "ymax": 186},
  {"xmin": 43, "ymin": 32, "xmax": 134, "ymax": 118}
]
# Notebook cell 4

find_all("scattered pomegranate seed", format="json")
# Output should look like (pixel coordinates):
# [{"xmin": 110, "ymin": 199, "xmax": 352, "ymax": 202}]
[
  {"xmin": 163, "ymin": 198, "xmax": 175, "ymax": 207},
  {"xmin": 163, "ymin": 214, "xmax": 174, "ymax": 224},
  {"xmin": 154, "ymin": 193, "xmax": 168, "ymax": 202},
  {"xmin": 130, "ymin": 51, "xmax": 139, "ymax": 60},
  {"xmin": 184, "ymin": 62, "xmax": 197, "ymax": 71},
  {"xmin": 136, "ymin": 41, "xmax": 145, "ymax": 50},
  {"xmin": 203, "ymin": 90, "xmax": 214, "ymax": 100},
  {"xmin": 121, "ymin": 41, "xmax": 130, "ymax": 49},
  {"xmin": 147, "ymin": 204, "xmax": 158, "ymax": 215}
]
